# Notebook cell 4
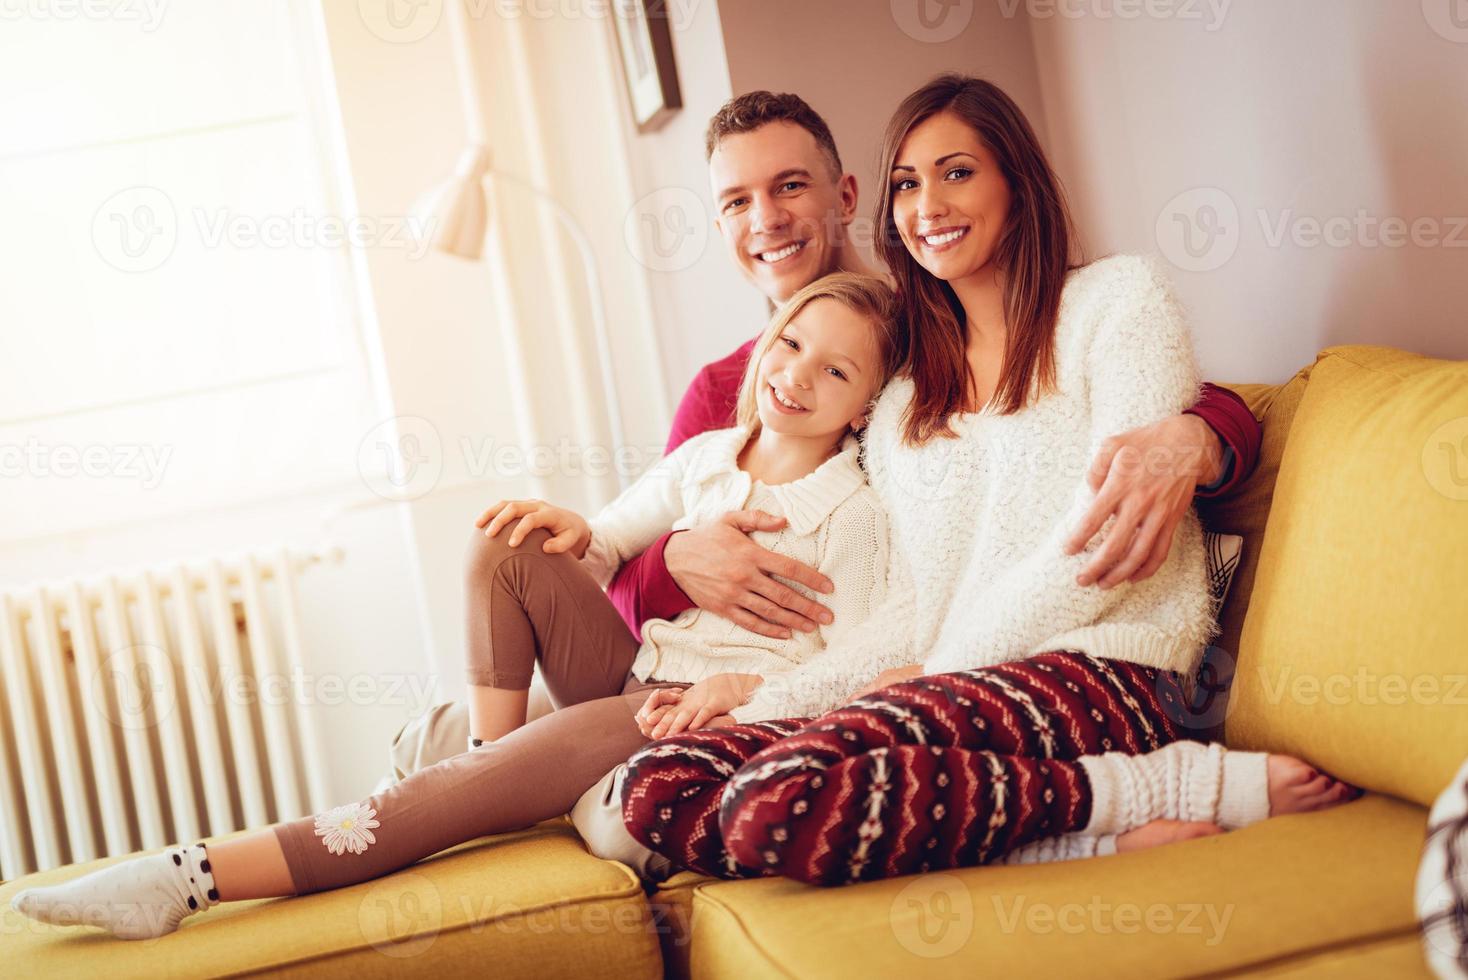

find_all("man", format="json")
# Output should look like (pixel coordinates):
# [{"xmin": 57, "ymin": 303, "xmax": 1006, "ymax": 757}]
[{"xmin": 386, "ymin": 92, "xmax": 1259, "ymax": 800}]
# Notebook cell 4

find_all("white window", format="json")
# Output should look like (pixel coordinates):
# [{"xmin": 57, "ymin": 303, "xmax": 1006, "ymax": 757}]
[{"xmin": 0, "ymin": 1, "xmax": 376, "ymax": 542}]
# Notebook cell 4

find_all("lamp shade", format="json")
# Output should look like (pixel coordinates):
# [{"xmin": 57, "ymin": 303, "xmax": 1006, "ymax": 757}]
[{"xmin": 410, "ymin": 144, "xmax": 493, "ymax": 260}]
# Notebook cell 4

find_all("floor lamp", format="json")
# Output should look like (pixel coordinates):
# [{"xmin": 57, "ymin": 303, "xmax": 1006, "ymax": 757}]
[{"xmin": 411, "ymin": 0, "xmax": 630, "ymax": 491}]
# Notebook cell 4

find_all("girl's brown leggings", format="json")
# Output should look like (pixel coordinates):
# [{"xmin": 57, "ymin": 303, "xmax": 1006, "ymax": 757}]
[{"xmin": 273, "ymin": 526, "xmax": 678, "ymax": 894}]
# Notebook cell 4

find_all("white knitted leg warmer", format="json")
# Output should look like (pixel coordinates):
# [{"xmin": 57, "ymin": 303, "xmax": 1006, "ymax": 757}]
[
  {"xmin": 1080, "ymin": 740, "xmax": 1271, "ymax": 835},
  {"xmin": 1000, "ymin": 833, "xmax": 1118, "ymax": 865}
]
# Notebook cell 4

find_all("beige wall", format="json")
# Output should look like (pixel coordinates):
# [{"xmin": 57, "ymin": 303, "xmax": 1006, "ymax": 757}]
[
  {"xmin": 617, "ymin": 0, "xmax": 771, "ymax": 402},
  {"xmin": 1025, "ymin": 1, "xmax": 1468, "ymax": 382},
  {"xmin": 673, "ymin": 1, "xmax": 1466, "ymax": 387}
]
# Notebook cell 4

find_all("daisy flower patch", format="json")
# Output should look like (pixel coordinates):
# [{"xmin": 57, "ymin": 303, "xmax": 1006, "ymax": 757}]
[{"xmin": 314, "ymin": 802, "xmax": 380, "ymax": 856}]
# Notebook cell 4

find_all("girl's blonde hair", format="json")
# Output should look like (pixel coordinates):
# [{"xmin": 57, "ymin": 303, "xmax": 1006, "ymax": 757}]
[{"xmin": 733, "ymin": 272, "xmax": 900, "ymax": 435}]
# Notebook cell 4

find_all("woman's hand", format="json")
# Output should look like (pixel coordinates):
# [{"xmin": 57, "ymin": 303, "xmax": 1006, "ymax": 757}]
[
  {"xmin": 476, "ymin": 499, "xmax": 592, "ymax": 558},
  {"xmin": 851, "ymin": 664, "xmax": 925, "ymax": 700},
  {"xmin": 641, "ymin": 674, "xmax": 760, "ymax": 739}
]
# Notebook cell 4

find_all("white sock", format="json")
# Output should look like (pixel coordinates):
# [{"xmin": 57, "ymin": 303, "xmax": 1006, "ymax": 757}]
[
  {"xmin": 11, "ymin": 843, "xmax": 219, "ymax": 940},
  {"xmin": 1080, "ymin": 740, "xmax": 1271, "ymax": 835},
  {"xmin": 1000, "ymin": 832, "xmax": 1118, "ymax": 865}
]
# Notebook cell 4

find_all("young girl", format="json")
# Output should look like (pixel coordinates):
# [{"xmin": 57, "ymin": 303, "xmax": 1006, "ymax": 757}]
[
  {"xmin": 11, "ymin": 273, "xmax": 932, "ymax": 940},
  {"xmin": 616, "ymin": 75, "xmax": 1359, "ymax": 886}
]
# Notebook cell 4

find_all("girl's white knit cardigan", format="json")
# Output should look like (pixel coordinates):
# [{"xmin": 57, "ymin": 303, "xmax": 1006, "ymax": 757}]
[{"xmin": 579, "ymin": 426, "xmax": 913, "ymax": 722}]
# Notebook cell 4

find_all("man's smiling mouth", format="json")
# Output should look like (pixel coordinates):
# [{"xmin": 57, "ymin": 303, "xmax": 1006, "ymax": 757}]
[{"xmin": 756, "ymin": 241, "xmax": 807, "ymax": 264}]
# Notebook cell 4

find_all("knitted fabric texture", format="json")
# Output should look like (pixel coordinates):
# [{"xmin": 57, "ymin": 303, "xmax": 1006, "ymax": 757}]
[
  {"xmin": 623, "ymin": 651, "xmax": 1190, "ymax": 886},
  {"xmin": 1079, "ymin": 740, "xmax": 1271, "ymax": 834},
  {"xmin": 861, "ymin": 254, "xmax": 1217, "ymax": 679},
  {"xmin": 578, "ymin": 425, "xmax": 907, "ymax": 721}
]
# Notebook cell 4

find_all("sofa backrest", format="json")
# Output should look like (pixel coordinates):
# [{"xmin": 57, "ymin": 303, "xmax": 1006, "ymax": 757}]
[
  {"xmin": 1218, "ymin": 346, "xmax": 1468, "ymax": 808},
  {"xmin": 1199, "ymin": 375, "xmax": 1311, "ymax": 665}
]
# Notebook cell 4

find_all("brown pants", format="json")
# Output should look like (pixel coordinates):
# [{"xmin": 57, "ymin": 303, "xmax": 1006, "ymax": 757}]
[
  {"xmin": 385, "ymin": 705, "xmax": 673, "ymax": 882},
  {"xmin": 274, "ymin": 527, "xmax": 677, "ymax": 894}
]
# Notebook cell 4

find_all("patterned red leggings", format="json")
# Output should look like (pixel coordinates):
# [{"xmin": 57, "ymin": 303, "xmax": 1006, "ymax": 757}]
[{"xmin": 621, "ymin": 652, "xmax": 1191, "ymax": 886}]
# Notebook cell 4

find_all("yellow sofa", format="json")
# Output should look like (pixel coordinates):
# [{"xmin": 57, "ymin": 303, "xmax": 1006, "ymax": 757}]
[{"xmin": 4, "ymin": 345, "xmax": 1466, "ymax": 978}]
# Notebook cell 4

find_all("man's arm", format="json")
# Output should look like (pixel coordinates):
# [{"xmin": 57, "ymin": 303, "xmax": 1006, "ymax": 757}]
[
  {"xmin": 1064, "ymin": 381, "xmax": 1263, "ymax": 589},
  {"xmin": 606, "ymin": 346, "xmax": 833, "ymax": 642},
  {"xmin": 605, "ymin": 364, "xmax": 719, "ymax": 640},
  {"xmin": 1186, "ymin": 382, "xmax": 1260, "ymax": 498},
  {"xmin": 605, "ymin": 530, "xmax": 691, "ymax": 643}
]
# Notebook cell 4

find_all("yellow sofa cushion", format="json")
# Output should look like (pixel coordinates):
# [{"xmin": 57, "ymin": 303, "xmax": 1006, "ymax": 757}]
[
  {"xmin": 1236, "ymin": 932, "xmax": 1431, "ymax": 978},
  {"xmin": 1226, "ymin": 346, "xmax": 1468, "ymax": 806},
  {"xmin": 687, "ymin": 794, "xmax": 1426, "ymax": 979},
  {"xmin": 650, "ymin": 871, "xmax": 706, "ymax": 980},
  {"xmin": 0, "ymin": 821, "xmax": 663, "ymax": 979}
]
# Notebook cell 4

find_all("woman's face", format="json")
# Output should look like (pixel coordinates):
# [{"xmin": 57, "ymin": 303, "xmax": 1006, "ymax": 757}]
[
  {"xmin": 889, "ymin": 111, "xmax": 1012, "ymax": 285},
  {"xmin": 756, "ymin": 298, "xmax": 882, "ymax": 438}
]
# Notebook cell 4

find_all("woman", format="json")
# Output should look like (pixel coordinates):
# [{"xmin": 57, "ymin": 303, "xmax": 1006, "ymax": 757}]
[{"xmin": 618, "ymin": 74, "xmax": 1357, "ymax": 886}]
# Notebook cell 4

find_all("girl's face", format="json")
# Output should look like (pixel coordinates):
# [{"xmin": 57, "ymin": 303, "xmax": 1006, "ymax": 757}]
[
  {"xmin": 889, "ymin": 111, "xmax": 1012, "ymax": 285},
  {"xmin": 756, "ymin": 298, "xmax": 883, "ymax": 439}
]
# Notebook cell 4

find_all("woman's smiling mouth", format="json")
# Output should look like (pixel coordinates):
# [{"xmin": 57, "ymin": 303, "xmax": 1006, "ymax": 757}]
[{"xmin": 919, "ymin": 226, "xmax": 969, "ymax": 251}]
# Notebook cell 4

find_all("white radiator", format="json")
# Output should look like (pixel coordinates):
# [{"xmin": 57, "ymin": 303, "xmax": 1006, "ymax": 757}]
[{"xmin": 0, "ymin": 550, "xmax": 331, "ymax": 879}]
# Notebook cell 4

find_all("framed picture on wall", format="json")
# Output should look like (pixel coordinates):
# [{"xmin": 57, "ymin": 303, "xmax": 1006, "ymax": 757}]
[{"xmin": 612, "ymin": 0, "xmax": 681, "ymax": 132}]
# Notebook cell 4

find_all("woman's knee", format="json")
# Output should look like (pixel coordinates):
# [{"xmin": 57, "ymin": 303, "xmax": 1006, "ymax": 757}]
[{"xmin": 715, "ymin": 754, "xmax": 813, "ymax": 870}]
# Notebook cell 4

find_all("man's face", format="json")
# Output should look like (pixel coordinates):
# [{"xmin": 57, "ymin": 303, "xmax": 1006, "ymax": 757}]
[{"xmin": 709, "ymin": 121, "xmax": 857, "ymax": 303}]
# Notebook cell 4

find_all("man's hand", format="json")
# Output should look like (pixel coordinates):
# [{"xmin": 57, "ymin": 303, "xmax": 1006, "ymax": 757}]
[
  {"xmin": 851, "ymin": 664, "xmax": 925, "ymax": 700},
  {"xmin": 1064, "ymin": 413, "xmax": 1224, "ymax": 589},
  {"xmin": 637, "ymin": 674, "xmax": 758, "ymax": 739},
  {"xmin": 664, "ymin": 510, "xmax": 834, "ymax": 640}
]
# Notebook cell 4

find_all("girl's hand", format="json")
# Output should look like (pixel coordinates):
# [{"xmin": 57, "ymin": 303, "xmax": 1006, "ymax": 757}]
[
  {"xmin": 851, "ymin": 664, "xmax": 925, "ymax": 700},
  {"xmin": 648, "ymin": 673, "xmax": 760, "ymax": 739},
  {"xmin": 636, "ymin": 688, "xmax": 685, "ymax": 738},
  {"xmin": 476, "ymin": 499, "xmax": 592, "ymax": 558}
]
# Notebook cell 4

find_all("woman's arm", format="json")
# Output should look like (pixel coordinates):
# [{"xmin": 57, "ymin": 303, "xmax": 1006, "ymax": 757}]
[{"xmin": 925, "ymin": 255, "xmax": 1206, "ymax": 675}]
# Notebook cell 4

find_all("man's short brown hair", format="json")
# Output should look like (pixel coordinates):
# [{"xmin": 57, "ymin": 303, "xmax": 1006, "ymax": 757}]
[{"xmin": 704, "ymin": 91, "xmax": 843, "ymax": 178}]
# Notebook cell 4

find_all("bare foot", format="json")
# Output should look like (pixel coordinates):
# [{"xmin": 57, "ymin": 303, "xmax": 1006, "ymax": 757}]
[
  {"xmin": 1116, "ymin": 819, "xmax": 1223, "ymax": 853},
  {"xmin": 1267, "ymin": 755, "xmax": 1361, "ymax": 816}
]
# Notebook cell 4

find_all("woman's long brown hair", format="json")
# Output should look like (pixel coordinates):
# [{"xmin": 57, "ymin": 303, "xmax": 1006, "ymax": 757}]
[{"xmin": 876, "ymin": 74, "xmax": 1078, "ymax": 445}]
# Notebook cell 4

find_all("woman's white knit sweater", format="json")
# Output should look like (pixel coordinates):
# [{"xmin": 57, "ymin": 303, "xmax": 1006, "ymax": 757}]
[
  {"xmin": 582, "ymin": 254, "xmax": 1213, "ymax": 721},
  {"xmin": 861, "ymin": 254, "xmax": 1216, "ymax": 679},
  {"xmin": 579, "ymin": 425, "xmax": 911, "ymax": 723}
]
